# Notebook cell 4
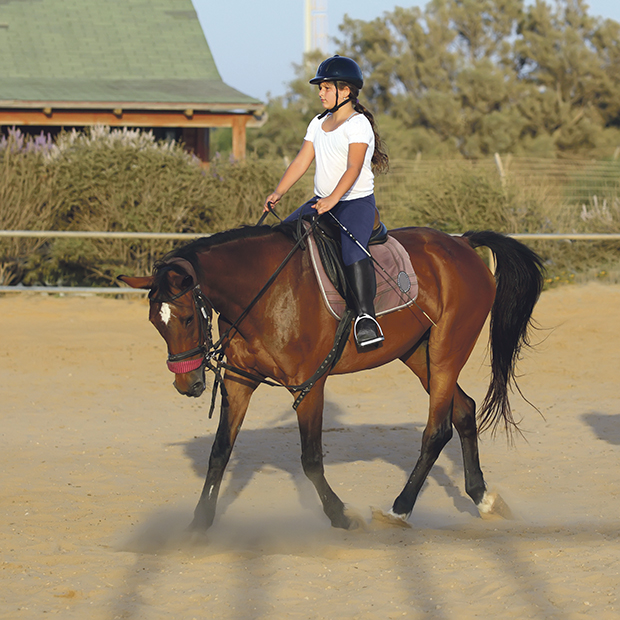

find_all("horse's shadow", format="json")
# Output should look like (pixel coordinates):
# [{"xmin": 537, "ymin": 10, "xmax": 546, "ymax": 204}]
[{"xmin": 170, "ymin": 399, "xmax": 480, "ymax": 519}]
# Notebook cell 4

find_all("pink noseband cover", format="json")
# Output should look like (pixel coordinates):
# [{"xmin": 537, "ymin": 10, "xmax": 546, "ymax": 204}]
[{"xmin": 166, "ymin": 357, "xmax": 203, "ymax": 374}]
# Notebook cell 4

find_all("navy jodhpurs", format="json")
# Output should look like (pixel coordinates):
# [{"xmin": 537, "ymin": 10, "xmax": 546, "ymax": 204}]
[{"xmin": 285, "ymin": 194, "xmax": 378, "ymax": 266}]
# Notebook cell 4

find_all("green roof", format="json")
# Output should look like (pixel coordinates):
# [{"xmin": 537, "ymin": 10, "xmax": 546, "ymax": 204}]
[{"xmin": 0, "ymin": 0, "xmax": 260, "ymax": 108}]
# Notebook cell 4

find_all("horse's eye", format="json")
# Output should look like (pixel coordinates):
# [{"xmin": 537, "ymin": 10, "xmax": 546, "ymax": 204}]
[{"xmin": 184, "ymin": 316, "xmax": 194, "ymax": 327}]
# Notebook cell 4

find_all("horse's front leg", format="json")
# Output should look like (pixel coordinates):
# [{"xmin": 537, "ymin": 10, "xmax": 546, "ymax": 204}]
[
  {"xmin": 295, "ymin": 380, "xmax": 352, "ymax": 529},
  {"xmin": 190, "ymin": 373, "xmax": 257, "ymax": 531}
]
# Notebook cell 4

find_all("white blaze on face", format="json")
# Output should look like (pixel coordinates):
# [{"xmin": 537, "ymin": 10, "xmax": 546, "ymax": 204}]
[{"xmin": 160, "ymin": 302, "xmax": 172, "ymax": 325}]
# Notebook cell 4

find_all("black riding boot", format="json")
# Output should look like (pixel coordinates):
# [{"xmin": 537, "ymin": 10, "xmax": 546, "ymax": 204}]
[{"xmin": 344, "ymin": 258, "xmax": 384, "ymax": 348}]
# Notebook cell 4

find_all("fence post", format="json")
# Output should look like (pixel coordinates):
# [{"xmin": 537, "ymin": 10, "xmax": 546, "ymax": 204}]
[
  {"xmin": 494, "ymin": 152, "xmax": 506, "ymax": 190},
  {"xmin": 414, "ymin": 151, "xmax": 422, "ymax": 171}
]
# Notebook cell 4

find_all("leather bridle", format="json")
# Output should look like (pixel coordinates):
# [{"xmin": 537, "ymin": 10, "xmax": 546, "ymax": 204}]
[
  {"xmin": 161, "ymin": 284, "xmax": 213, "ymax": 374},
  {"xmin": 149, "ymin": 259, "xmax": 214, "ymax": 375}
]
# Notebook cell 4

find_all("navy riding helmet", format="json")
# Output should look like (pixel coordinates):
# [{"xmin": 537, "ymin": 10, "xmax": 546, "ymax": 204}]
[{"xmin": 309, "ymin": 55, "xmax": 364, "ymax": 90}]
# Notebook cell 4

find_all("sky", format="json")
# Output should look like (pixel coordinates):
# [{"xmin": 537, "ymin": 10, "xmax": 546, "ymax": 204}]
[{"xmin": 192, "ymin": 0, "xmax": 620, "ymax": 102}]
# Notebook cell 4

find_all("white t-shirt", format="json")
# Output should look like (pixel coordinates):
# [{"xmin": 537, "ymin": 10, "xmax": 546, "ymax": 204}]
[{"xmin": 304, "ymin": 113, "xmax": 375, "ymax": 201}]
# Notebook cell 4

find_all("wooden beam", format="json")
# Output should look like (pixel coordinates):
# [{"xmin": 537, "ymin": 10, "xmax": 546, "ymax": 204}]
[
  {"xmin": 196, "ymin": 127, "xmax": 209, "ymax": 162},
  {"xmin": 0, "ymin": 109, "xmax": 255, "ymax": 129},
  {"xmin": 231, "ymin": 115, "xmax": 247, "ymax": 161}
]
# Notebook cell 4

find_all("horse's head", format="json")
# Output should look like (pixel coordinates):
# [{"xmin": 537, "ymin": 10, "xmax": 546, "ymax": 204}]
[{"xmin": 119, "ymin": 262, "xmax": 212, "ymax": 398}]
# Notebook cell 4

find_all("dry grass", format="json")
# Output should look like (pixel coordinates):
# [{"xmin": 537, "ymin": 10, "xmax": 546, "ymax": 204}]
[{"xmin": 375, "ymin": 159, "xmax": 620, "ymax": 285}]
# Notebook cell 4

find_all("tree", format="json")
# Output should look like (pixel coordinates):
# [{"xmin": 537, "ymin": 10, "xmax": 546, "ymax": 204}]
[
  {"xmin": 337, "ymin": 0, "xmax": 528, "ymax": 157},
  {"xmin": 591, "ymin": 16, "xmax": 620, "ymax": 128},
  {"xmin": 513, "ymin": 0, "xmax": 620, "ymax": 154},
  {"xmin": 334, "ymin": 0, "xmax": 620, "ymax": 158},
  {"xmin": 252, "ymin": 0, "xmax": 620, "ymax": 160}
]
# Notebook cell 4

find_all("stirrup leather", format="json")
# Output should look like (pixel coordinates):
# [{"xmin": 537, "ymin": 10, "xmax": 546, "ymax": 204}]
[{"xmin": 353, "ymin": 313, "xmax": 384, "ymax": 347}]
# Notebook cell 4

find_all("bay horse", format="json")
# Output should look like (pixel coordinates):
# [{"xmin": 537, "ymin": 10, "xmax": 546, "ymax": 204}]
[{"xmin": 119, "ymin": 224, "xmax": 544, "ymax": 531}]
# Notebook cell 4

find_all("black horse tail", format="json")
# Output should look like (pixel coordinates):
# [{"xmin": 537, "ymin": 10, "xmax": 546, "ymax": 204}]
[{"xmin": 462, "ymin": 231, "xmax": 545, "ymax": 436}]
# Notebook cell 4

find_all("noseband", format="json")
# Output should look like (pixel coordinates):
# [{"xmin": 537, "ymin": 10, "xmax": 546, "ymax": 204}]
[{"xmin": 150, "ymin": 259, "xmax": 213, "ymax": 375}]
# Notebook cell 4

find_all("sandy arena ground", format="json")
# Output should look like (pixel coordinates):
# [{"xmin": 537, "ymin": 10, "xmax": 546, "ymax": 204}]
[{"xmin": 1, "ymin": 283, "xmax": 619, "ymax": 619}]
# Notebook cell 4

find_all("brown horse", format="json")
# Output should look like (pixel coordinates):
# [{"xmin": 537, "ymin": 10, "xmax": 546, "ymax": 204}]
[{"xmin": 119, "ymin": 224, "xmax": 544, "ymax": 531}]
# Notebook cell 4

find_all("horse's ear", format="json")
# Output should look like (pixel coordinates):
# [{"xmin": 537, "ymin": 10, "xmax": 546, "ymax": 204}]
[
  {"xmin": 117, "ymin": 275, "xmax": 154, "ymax": 290},
  {"xmin": 166, "ymin": 269, "xmax": 193, "ymax": 292}
]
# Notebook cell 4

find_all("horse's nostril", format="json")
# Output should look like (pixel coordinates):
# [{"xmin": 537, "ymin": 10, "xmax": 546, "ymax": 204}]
[{"xmin": 188, "ymin": 381, "xmax": 205, "ymax": 397}]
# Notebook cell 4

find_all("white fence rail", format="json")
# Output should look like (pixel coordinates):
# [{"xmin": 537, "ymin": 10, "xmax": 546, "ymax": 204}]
[
  {"xmin": 0, "ymin": 230, "xmax": 205, "ymax": 295},
  {"xmin": 1, "ymin": 230, "xmax": 620, "ymax": 295},
  {"xmin": 0, "ymin": 230, "xmax": 200, "ymax": 240}
]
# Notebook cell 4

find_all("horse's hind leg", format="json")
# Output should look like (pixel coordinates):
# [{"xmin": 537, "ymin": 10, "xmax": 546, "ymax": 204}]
[
  {"xmin": 453, "ymin": 386, "xmax": 513, "ymax": 519},
  {"xmin": 295, "ymin": 379, "xmax": 352, "ymax": 529},
  {"xmin": 190, "ymin": 374, "xmax": 257, "ymax": 531},
  {"xmin": 452, "ymin": 386, "xmax": 486, "ymax": 507},
  {"xmin": 392, "ymin": 341, "xmax": 456, "ymax": 518},
  {"xmin": 400, "ymin": 339, "xmax": 488, "ymax": 515}
]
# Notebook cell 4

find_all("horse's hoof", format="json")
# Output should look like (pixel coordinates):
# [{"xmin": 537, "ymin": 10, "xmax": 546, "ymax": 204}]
[
  {"xmin": 344, "ymin": 507, "xmax": 368, "ymax": 531},
  {"xmin": 185, "ymin": 518, "xmax": 211, "ymax": 544},
  {"xmin": 370, "ymin": 507, "xmax": 412, "ymax": 529},
  {"xmin": 477, "ymin": 491, "xmax": 514, "ymax": 520},
  {"xmin": 182, "ymin": 531, "xmax": 206, "ymax": 547}
]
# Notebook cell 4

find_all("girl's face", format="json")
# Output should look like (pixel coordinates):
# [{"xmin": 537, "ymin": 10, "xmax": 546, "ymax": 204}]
[{"xmin": 318, "ymin": 81, "xmax": 350, "ymax": 110}]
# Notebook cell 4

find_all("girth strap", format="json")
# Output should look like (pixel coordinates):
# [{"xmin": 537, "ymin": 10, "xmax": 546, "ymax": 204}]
[{"xmin": 290, "ymin": 308, "xmax": 354, "ymax": 409}]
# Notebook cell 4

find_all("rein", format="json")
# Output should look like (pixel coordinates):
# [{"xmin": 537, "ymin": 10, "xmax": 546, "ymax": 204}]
[{"xmin": 157, "ymin": 211, "xmax": 353, "ymax": 417}]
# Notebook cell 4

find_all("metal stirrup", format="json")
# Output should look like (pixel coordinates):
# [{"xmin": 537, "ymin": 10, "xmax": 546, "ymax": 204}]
[{"xmin": 354, "ymin": 313, "xmax": 384, "ymax": 346}]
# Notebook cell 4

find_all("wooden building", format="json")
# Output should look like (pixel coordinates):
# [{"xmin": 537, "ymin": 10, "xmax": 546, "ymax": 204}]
[{"xmin": 0, "ymin": 0, "xmax": 264, "ymax": 160}]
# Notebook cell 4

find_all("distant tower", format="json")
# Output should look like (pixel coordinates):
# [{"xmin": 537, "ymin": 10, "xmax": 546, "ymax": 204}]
[{"xmin": 304, "ymin": 0, "xmax": 328, "ymax": 55}]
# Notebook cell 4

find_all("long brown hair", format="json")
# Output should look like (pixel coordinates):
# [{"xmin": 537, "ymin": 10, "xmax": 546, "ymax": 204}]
[{"xmin": 338, "ymin": 82, "xmax": 389, "ymax": 174}]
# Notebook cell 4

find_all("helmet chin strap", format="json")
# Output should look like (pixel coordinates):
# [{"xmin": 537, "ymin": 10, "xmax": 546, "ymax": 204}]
[
  {"xmin": 318, "ymin": 83, "xmax": 353, "ymax": 119},
  {"xmin": 318, "ymin": 97, "xmax": 353, "ymax": 119}
]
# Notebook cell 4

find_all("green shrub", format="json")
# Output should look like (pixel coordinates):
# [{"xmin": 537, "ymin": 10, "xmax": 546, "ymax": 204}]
[
  {"xmin": 1, "ymin": 127, "xmax": 310, "ymax": 285},
  {"xmin": 376, "ymin": 160, "xmax": 545, "ymax": 233},
  {"xmin": 533, "ymin": 195, "xmax": 620, "ymax": 286},
  {"xmin": 200, "ymin": 153, "xmax": 310, "ymax": 229},
  {"xmin": 375, "ymin": 159, "xmax": 620, "ymax": 285},
  {"xmin": 0, "ymin": 130, "xmax": 57, "ymax": 284}
]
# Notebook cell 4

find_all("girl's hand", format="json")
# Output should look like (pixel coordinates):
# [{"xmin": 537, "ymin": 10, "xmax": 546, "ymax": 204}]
[
  {"xmin": 264, "ymin": 192, "xmax": 282, "ymax": 212},
  {"xmin": 313, "ymin": 195, "xmax": 338, "ymax": 214}
]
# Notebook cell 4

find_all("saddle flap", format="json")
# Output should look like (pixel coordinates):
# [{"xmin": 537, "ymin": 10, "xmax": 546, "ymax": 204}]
[{"xmin": 304, "ymin": 221, "xmax": 419, "ymax": 320}]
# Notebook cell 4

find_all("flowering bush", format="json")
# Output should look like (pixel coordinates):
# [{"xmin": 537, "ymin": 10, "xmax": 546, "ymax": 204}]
[
  {"xmin": 46, "ymin": 125, "xmax": 188, "ymax": 160},
  {"xmin": 0, "ymin": 127, "xmax": 55, "ymax": 155},
  {"xmin": 0, "ymin": 130, "xmax": 57, "ymax": 284}
]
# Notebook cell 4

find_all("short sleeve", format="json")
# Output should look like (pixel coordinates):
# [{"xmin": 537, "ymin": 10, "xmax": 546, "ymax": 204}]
[
  {"xmin": 345, "ymin": 114, "xmax": 373, "ymax": 146},
  {"xmin": 303, "ymin": 115, "xmax": 322, "ymax": 143}
]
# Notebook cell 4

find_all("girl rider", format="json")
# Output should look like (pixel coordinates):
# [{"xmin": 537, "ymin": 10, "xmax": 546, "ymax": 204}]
[{"xmin": 264, "ymin": 55, "xmax": 389, "ymax": 348}]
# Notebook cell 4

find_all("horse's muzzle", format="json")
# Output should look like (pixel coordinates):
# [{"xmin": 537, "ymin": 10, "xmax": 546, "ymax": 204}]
[{"xmin": 173, "ymin": 367, "xmax": 206, "ymax": 398}]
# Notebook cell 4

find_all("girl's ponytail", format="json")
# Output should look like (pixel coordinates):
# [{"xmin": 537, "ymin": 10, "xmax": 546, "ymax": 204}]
[{"xmin": 341, "ymin": 83, "xmax": 389, "ymax": 173}]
